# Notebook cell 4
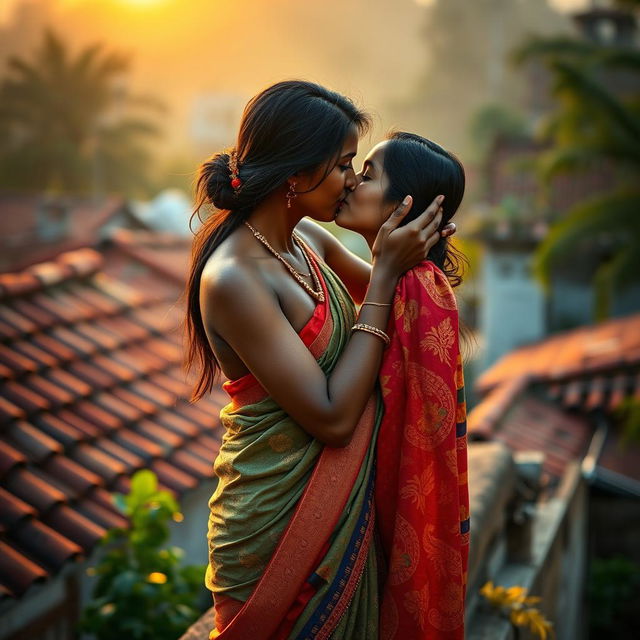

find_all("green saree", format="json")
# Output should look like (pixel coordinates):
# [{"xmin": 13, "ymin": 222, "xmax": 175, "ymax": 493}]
[{"xmin": 205, "ymin": 246, "xmax": 383, "ymax": 639}]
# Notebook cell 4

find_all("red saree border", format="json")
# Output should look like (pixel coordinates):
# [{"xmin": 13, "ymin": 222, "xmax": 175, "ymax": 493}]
[{"xmin": 212, "ymin": 398, "xmax": 378, "ymax": 640}]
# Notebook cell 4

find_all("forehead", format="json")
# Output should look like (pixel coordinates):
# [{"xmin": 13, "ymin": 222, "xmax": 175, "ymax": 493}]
[
  {"xmin": 363, "ymin": 140, "xmax": 389, "ymax": 167},
  {"xmin": 340, "ymin": 125, "xmax": 360, "ymax": 156}
]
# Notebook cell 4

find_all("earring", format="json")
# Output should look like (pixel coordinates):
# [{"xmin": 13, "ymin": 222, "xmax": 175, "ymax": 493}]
[{"xmin": 286, "ymin": 182, "xmax": 297, "ymax": 208}]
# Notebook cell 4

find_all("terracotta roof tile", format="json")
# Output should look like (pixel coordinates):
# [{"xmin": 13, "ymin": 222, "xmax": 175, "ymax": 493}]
[
  {"xmin": 9, "ymin": 519, "xmax": 83, "ymax": 570},
  {"xmin": 0, "ymin": 306, "xmax": 38, "ymax": 335},
  {"xmin": 0, "ymin": 541, "xmax": 48, "ymax": 597},
  {"xmin": 0, "ymin": 488, "xmax": 37, "ymax": 531},
  {"xmin": 30, "ymin": 333, "xmax": 76, "ymax": 363},
  {"xmin": 4, "ymin": 468, "xmax": 68, "ymax": 514},
  {"xmin": 12, "ymin": 340, "xmax": 59, "ymax": 369},
  {"xmin": 0, "ymin": 344, "xmax": 40, "ymax": 376},
  {"xmin": 43, "ymin": 504, "xmax": 106, "ymax": 550},
  {"xmin": 136, "ymin": 419, "xmax": 184, "ymax": 450},
  {"xmin": 36, "ymin": 414, "xmax": 88, "ymax": 448},
  {"xmin": 55, "ymin": 409, "xmax": 102, "ymax": 439},
  {"xmin": 75, "ymin": 495, "xmax": 128, "ymax": 531},
  {"xmin": 0, "ymin": 396, "xmax": 26, "ymax": 423},
  {"xmin": 113, "ymin": 429, "xmax": 164, "ymax": 460},
  {"xmin": 10, "ymin": 298, "xmax": 59, "ymax": 329},
  {"xmin": 6, "ymin": 421, "xmax": 64, "ymax": 462},
  {"xmin": 41, "ymin": 456, "xmax": 102, "ymax": 494},
  {"xmin": 69, "ymin": 444, "xmax": 126, "ymax": 483},
  {"xmin": 23, "ymin": 374, "xmax": 75, "ymax": 407},
  {"xmin": 0, "ymin": 441, "xmax": 27, "ymax": 478},
  {"xmin": 43, "ymin": 368, "xmax": 92, "ymax": 398},
  {"xmin": 150, "ymin": 459, "xmax": 198, "ymax": 493},
  {"xmin": 72, "ymin": 400, "xmax": 123, "ymax": 433},
  {"xmin": 0, "ymin": 246, "xmax": 225, "ymax": 599},
  {"xmin": 94, "ymin": 438, "xmax": 145, "ymax": 471},
  {"xmin": 169, "ymin": 449, "xmax": 214, "ymax": 480},
  {"xmin": 3, "ymin": 380, "xmax": 50, "ymax": 413}
]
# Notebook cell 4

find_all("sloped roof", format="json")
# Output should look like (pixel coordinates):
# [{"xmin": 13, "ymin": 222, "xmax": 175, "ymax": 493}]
[
  {"xmin": 469, "ymin": 313, "xmax": 640, "ymax": 491},
  {"xmin": 0, "ymin": 248, "xmax": 224, "ymax": 601}
]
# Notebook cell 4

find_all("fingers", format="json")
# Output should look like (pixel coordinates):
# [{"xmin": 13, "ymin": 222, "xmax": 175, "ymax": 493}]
[
  {"xmin": 441, "ymin": 222, "xmax": 456, "ymax": 238},
  {"xmin": 384, "ymin": 195, "xmax": 413, "ymax": 231},
  {"xmin": 412, "ymin": 194, "xmax": 445, "ymax": 230}
]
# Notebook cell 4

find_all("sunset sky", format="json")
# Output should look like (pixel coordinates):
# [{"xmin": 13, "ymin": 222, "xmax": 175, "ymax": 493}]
[{"xmin": 0, "ymin": 0, "xmax": 592, "ymax": 168}]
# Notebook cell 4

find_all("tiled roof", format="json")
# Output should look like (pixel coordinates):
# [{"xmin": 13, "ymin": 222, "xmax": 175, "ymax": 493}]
[
  {"xmin": 0, "ymin": 195, "xmax": 144, "ymax": 271},
  {"xmin": 0, "ymin": 248, "xmax": 224, "ymax": 601},
  {"xmin": 469, "ymin": 313, "xmax": 640, "ymax": 490}
]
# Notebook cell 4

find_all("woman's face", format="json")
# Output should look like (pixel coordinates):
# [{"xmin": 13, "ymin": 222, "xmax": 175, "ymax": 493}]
[
  {"xmin": 334, "ymin": 141, "xmax": 395, "ymax": 242},
  {"xmin": 294, "ymin": 126, "xmax": 359, "ymax": 223}
]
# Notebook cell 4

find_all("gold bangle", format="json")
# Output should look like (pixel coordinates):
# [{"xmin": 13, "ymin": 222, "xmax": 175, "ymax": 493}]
[
  {"xmin": 360, "ymin": 301, "xmax": 391, "ymax": 308},
  {"xmin": 351, "ymin": 323, "xmax": 390, "ymax": 346}
]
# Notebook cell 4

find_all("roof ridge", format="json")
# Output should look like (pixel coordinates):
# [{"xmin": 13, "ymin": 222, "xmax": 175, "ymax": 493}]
[{"xmin": 0, "ymin": 249, "xmax": 103, "ymax": 301}]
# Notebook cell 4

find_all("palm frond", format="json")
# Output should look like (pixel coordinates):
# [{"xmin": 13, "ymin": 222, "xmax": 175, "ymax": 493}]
[
  {"xmin": 533, "ymin": 190, "xmax": 640, "ymax": 289},
  {"xmin": 512, "ymin": 36, "xmax": 598, "ymax": 66},
  {"xmin": 551, "ymin": 61, "xmax": 640, "ymax": 143}
]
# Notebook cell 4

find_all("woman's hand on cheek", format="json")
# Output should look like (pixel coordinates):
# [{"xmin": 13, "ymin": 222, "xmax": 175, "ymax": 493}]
[{"xmin": 371, "ymin": 194, "xmax": 444, "ymax": 278}]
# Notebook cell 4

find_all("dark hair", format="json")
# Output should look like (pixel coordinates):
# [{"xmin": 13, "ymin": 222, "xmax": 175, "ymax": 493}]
[
  {"xmin": 186, "ymin": 80, "xmax": 370, "ymax": 400},
  {"xmin": 382, "ymin": 132, "xmax": 466, "ymax": 287}
]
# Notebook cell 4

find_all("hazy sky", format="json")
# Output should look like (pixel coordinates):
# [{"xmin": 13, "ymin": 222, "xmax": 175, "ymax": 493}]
[{"xmin": 0, "ymin": 0, "xmax": 592, "ymax": 164}]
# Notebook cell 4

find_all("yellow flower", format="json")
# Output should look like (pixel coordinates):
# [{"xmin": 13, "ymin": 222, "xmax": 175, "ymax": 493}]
[
  {"xmin": 147, "ymin": 572, "xmax": 168, "ymax": 584},
  {"xmin": 172, "ymin": 512, "xmax": 184, "ymax": 522}
]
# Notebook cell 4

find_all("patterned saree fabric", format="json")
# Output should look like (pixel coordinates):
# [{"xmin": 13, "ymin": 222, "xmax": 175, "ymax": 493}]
[
  {"xmin": 376, "ymin": 261, "xmax": 470, "ymax": 640},
  {"xmin": 206, "ymin": 249, "xmax": 383, "ymax": 640}
]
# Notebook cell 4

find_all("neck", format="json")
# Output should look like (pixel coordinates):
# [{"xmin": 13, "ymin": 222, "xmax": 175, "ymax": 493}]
[{"xmin": 247, "ymin": 186, "xmax": 301, "ymax": 252}]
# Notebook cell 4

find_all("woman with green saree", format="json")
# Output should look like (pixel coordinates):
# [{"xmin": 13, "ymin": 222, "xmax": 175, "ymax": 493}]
[{"xmin": 185, "ymin": 80, "xmax": 452, "ymax": 639}]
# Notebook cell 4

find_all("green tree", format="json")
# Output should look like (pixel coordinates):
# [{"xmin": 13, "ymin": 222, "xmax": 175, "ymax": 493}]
[
  {"xmin": 0, "ymin": 30, "xmax": 162, "ymax": 196},
  {"xmin": 79, "ymin": 470, "xmax": 206, "ymax": 640},
  {"xmin": 514, "ymin": 33, "xmax": 640, "ymax": 320}
]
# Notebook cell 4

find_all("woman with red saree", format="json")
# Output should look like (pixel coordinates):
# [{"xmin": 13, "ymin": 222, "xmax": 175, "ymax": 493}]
[
  {"xmin": 335, "ymin": 132, "xmax": 470, "ymax": 640},
  {"xmin": 185, "ymin": 82, "xmax": 453, "ymax": 639}
]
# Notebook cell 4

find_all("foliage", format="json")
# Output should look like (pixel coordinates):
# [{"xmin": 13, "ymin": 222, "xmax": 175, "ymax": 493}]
[
  {"xmin": 587, "ymin": 555, "xmax": 640, "ymax": 636},
  {"xmin": 615, "ymin": 398, "xmax": 640, "ymax": 445},
  {"xmin": 0, "ymin": 30, "xmax": 163, "ymax": 197},
  {"xmin": 513, "ymin": 34, "xmax": 640, "ymax": 320},
  {"xmin": 480, "ymin": 581, "xmax": 555, "ymax": 639},
  {"xmin": 79, "ymin": 470, "xmax": 206, "ymax": 640}
]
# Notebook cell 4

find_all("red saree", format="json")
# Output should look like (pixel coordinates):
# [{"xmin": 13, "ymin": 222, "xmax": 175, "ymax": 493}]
[{"xmin": 376, "ymin": 261, "xmax": 470, "ymax": 639}]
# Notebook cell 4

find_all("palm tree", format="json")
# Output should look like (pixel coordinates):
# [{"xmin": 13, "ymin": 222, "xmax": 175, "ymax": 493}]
[
  {"xmin": 513, "ymin": 34, "xmax": 640, "ymax": 320},
  {"xmin": 0, "ymin": 30, "xmax": 162, "ymax": 196}
]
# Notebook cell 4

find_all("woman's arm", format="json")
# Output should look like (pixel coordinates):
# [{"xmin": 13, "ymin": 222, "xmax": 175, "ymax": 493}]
[
  {"xmin": 202, "ymin": 198, "xmax": 443, "ymax": 448},
  {"xmin": 298, "ymin": 216, "xmax": 457, "ymax": 305}
]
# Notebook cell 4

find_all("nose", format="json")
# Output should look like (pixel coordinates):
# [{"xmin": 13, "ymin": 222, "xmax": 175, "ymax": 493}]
[{"xmin": 345, "ymin": 167, "xmax": 358, "ymax": 192}]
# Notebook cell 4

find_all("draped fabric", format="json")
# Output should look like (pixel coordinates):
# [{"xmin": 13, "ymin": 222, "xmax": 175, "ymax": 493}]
[
  {"xmin": 376, "ymin": 261, "xmax": 470, "ymax": 640},
  {"xmin": 205, "ymin": 248, "xmax": 383, "ymax": 640}
]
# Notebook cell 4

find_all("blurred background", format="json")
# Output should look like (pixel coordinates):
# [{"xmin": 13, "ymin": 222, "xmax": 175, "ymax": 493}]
[{"xmin": 0, "ymin": 1, "xmax": 639, "ymax": 639}]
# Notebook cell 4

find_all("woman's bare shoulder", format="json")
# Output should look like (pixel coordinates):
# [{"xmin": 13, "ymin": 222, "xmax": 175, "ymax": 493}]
[{"xmin": 295, "ymin": 218, "xmax": 339, "ymax": 258}]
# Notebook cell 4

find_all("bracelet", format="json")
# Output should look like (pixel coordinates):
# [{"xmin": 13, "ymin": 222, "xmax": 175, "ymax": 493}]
[
  {"xmin": 361, "ymin": 301, "xmax": 391, "ymax": 308},
  {"xmin": 351, "ymin": 323, "xmax": 390, "ymax": 346}
]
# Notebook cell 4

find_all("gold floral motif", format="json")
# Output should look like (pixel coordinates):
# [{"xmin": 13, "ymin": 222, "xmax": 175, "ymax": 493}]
[
  {"xmin": 415, "ymin": 267, "xmax": 457, "ymax": 310},
  {"xmin": 420, "ymin": 316, "xmax": 455, "ymax": 365},
  {"xmin": 404, "ymin": 363, "xmax": 454, "ymax": 450},
  {"xmin": 403, "ymin": 584, "xmax": 430, "ymax": 630},
  {"xmin": 400, "ymin": 465, "xmax": 435, "ymax": 512},
  {"xmin": 388, "ymin": 515, "xmax": 421, "ymax": 586},
  {"xmin": 380, "ymin": 374, "xmax": 392, "ymax": 397}
]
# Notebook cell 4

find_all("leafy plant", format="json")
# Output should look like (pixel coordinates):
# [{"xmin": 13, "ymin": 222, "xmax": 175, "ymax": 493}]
[{"xmin": 79, "ymin": 470, "xmax": 206, "ymax": 640}]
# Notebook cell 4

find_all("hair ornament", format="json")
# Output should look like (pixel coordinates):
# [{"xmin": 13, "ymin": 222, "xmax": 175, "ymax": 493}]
[{"xmin": 229, "ymin": 150, "xmax": 242, "ymax": 190}]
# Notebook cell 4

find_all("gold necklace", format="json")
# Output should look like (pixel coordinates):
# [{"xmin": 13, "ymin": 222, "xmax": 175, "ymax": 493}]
[{"xmin": 244, "ymin": 221, "xmax": 325, "ymax": 302}]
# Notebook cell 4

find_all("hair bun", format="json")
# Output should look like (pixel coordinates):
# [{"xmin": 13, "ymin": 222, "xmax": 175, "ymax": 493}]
[{"xmin": 203, "ymin": 152, "xmax": 238, "ymax": 210}]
